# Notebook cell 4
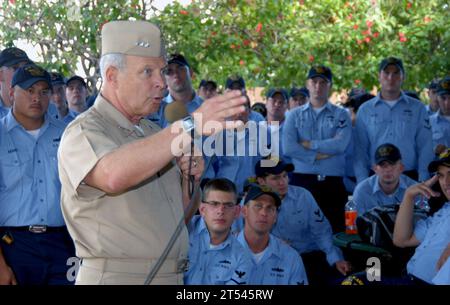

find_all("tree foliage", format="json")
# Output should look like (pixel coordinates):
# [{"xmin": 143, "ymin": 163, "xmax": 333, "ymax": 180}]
[
  {"xmin": 0, "ymin": 0, "xmax": 448, "ymax": 94},
  {"xmin": 159, "ymin": 0, "xmax": 449, "ymax": 92}
]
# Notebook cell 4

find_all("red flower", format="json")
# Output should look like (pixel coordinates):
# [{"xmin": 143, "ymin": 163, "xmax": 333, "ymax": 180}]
[
  {"xmin": 365, "ymin": 37, "xmax": 371, "ymax": 43},
  {"xmin": 243, "ymin": 39, "xmax": 251, "ymax": 46},
  {"xmin": 353, "ymin": 24, "xmax": 359, "ymax": 30},
  {"xmin": 373, "ymin": 32, "xmax": 380, "ymax": 38},
  {"xmin": 406, "ymin": 2, "xmax": 412, "ymax": 9},
  {"xmin": 362, "ymin": 30, "xmax": 370, "ymax": 36},
  {"xmin": 399, "ymin": 37, "xmax": 407, "ymax": 43},
  {"xmin": 239, "ymin": 60, "xmax": 245, "ymax": 66},
  {"xmin": 179, "ymin": 10, "xmax": 189, "ymax": 15},
  {"xmin": 354, "ymin": 79, "xmax": 361, "ymax": 85},
  {"xmin": 9, "ymin": 0, "xmax": 15, "ymax": 4},
  {"xmin": 256, "ymin": 22, "xmax": 263, "ymax": 33},
  {"xmin": 230, "ymin": 44, "xmax": 236, "ymax": 49},
  {"xmin": 398, "ymin": 32, "xmax": 405, "ymax": 37},
  {"xmin": 357, "ymin": 39, "xmax": 363, "ymax": 45},
  {"xmin": 309, "ymin": 55, "xmax": 314, "ymax": 62},
  {"xmin": 346, "ymin": 55, "xmax": 353, "ymax": 61},
  {"xmin": 366, "ymin": 20, "xmax": 373, "ymax": 28},
  {"xmin": 424, "ymin": 16, "xmax": 432, "ymax": 23}
]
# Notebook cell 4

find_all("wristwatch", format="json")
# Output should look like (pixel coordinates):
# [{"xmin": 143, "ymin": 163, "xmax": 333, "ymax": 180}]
[{"xmin": 181, "ymin": 115, "xmax": 201, "ymax": 139}]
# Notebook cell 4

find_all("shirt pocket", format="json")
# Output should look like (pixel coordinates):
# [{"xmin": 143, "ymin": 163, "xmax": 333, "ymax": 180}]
[
  {"xmin": 296, "ymin": 118, "xmax": 313, "ymax": 140},
  {"xmin": 0, "ymin": 149, "xmax": 31, "ymax": 192},
  {"xmin": 399, "ymin": 111, "xmax": 414, "ymax": 134}
]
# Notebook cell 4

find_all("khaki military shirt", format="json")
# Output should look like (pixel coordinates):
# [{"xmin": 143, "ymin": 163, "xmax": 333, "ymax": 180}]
[{"xmin": 58, "ymin": 95, "xmax": 188, "ymax": 263}]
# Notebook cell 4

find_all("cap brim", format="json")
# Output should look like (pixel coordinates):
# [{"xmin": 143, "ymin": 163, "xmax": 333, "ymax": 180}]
[
  {"xmin": 168, "ymin": 59, "xmax": 188, "ymax": 67},
  {"xmin": 308, "ymin": 74, "xmax": 331, "ymax": 82},
  {"xmin": 17, "ymin": 78, "xmax": 51, "ymax": 90},
  {"xmin": 245, "ymin": 191, "xmax": 281, "ymax": 207},
  {"xmin": 2, "ymin": 58, "xmax": 32, "ymax": 67},
  {"xmin": 66, "ymin": 76, "xmax": 86, "ymax": 86},
  {"xmin": 428, "ymin": 160, "xmax": 450, "ymax": 173},
  {"xmin": 375, "ymin": 158, "xmax": 398, "ymax": 165}
]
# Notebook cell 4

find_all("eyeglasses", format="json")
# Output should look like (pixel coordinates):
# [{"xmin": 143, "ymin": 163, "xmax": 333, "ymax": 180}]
[{"xmin": 203, "ymin": 200, "xmax": 236, "ymax": 210}]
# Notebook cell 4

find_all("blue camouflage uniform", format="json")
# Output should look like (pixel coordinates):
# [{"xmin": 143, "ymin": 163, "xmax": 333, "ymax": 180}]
[
  {"xmin": 353, "ymin": 174, "xmax": 417, "ymax": 215},
  {"xmin": 237, "ymin": 231, "xmax": 308, "ymax": 285},
  {"xmin": 270, "ymin": 185, "xmax": 344, "ymax": 266},
  {"xmin": 407, "ymin": 202, "xmax": 450, "ymax": 284},
  {"xmin": 354, "ymin": 93, "xmax": 433, "ymax": 182},
  {"xmin": 430, "ymin": 111, "xmax": 450, "ymax": 154},
  {"xmin": 184, "ymin": 216, "xmax": 253, "ymax": 285}
]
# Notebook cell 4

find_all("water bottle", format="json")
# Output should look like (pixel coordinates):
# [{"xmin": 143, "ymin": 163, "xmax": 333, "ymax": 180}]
[{"xmin": 345, "ymin": 195, "xmax": 358, "ymax": 234}]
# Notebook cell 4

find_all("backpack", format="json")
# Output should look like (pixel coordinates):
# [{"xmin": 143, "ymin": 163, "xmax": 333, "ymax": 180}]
[{"xmin": 356, "ymin": 204, "xmax": 428, "ymax": 249}]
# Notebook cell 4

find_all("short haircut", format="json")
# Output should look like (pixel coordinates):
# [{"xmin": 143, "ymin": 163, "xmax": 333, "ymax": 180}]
[
  {"xmin": 202, "ymin": 178, "xmax": 238, "ymax": 203},
  {"xmin": 99, "ymin": 53, "xmax": 127, "ymax": 80}
]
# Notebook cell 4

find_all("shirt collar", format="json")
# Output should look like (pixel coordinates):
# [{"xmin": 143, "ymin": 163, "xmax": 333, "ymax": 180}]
[
  {"xmin": 4, "ymin": 110, "xmax": 51, "ymax": 135},
  {"xmin": 374, "ymin": 91, "xmax": 410, "ymax": 106},
  {"xmin": 303, "ymin": 101, "xmax": 332, "ymax": 112},
  {"xmin": 237, "ymin": 231, "xmax": 281, "ymax": 261},
  {"xmin": 94, "ymin": 94, "xmax": 146, "ymax": 137},
  {"xmin": 372, "ymin": 174, "xmax": 408, "ymax": 195}
]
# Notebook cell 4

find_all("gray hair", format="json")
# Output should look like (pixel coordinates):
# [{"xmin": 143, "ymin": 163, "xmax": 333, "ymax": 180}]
[{"xmin": 99, "ymin": 53, "xmax": 126, "ymax": 80}]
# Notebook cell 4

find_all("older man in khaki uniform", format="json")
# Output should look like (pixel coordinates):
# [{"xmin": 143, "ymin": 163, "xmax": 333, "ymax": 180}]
[{"xmin": 57, "ymin": 20, "xmax": 247, "ymax": 285}]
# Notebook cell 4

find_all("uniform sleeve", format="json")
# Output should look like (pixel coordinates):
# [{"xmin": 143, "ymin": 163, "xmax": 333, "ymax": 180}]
[
  {"xmin": 227, "ymin": 249, "xmax": 253, "ymax": 285},
  {"xmin": 282, "ymin": 110, "xmax": 317, "ymax": 164},
  {"xmin": 58, "ymin": 120, "xmax": 119, "ymax": 200},
  {"xmin": 413, "ymin": 217, "xmax": 432, "ymax": 242},
  {"xmin": 310, "ymin": 109, "xmax": 352, "ymax": 155},
  {"xmin": 354, "ymin": 106, "xmax": 371, "ymax": 183},
  {"xmin": 288, "ymin": 249, "xmax": 309, "ymax": 285},
  {"xmin": 415, "ymin": 106, "xmax": 434, "ymax": 181},
  {"xmin": 353, "ymin": 182, "xmax": 370, "ymax": 215},
  {"xmin": 305, "ymin": 191, "xmax": 344, "ymax": 266}
]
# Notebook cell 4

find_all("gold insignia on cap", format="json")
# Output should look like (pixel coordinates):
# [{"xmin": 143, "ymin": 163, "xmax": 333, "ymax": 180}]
[
  {"xmin": 316, "ymin": 66, "xmax": 325, "ymax": 74},
  {"xmin": 441, "ymin": 80, "xmax": 450, "ymax": 90},
  {"xmin": 439, "ymin": 149, "xmax": 450, "ymax": 159},
  {"xmin": 25, "ymin": 65, "xmax": 45, "ymax": 76},
  {"xmin": 378, "ymin": 146, "xmax": 392, "ymax": 157}
]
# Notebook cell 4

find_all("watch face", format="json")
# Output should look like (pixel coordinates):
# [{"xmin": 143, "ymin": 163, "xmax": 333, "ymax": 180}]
[{"xmin": 183, "ymin": 116, "xmax": 194, "ymax": 131}]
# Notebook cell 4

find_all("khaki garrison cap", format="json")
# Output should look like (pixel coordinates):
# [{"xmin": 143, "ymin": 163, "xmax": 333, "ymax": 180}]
[{"xmin": 101, "ymin": 20, "xmax": 166, "ymax": 58}]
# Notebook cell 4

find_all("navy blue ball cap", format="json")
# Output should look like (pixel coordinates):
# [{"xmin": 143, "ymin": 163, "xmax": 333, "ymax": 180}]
[
  {"xmin": 428, "ymin": 148, "xmax": 450, "ymax": 173},
  {"xmin": 168, "ymin": 53, "xmax": 190, "ymax": 67},
  {"xmin": 379, "ymin": 57, "xmax": 404, "ymax": 74},
  {"xmin": 0, "ymin": 47, "xmax": 32, "ymax": 67},
  {"xmin": 225, "ymin": 76, "xmax": 246, "ymax": 90},
  {"xmin": 49, "ymin": 72, "xmax": 65, "ymax": 86},
  {"xmin": 290, "ymin": 87, "xmax": 309, "ymax": 98},
  {"xmin": 66, "ymin": 75, "xmax": 87, "ymax": 87},
  {"xmin": 374, "ymin": 143, "xmax": 402, "ymax": 165},
  {"xmin": 11, "ymin": 64, "xmax": 52, "ymax": 90},
  {"xmin": 307, "ymin": 65, "xmax": 332, "ymax": 82},
  {"xmin": 266, "ymin": 88, "xmax": 289, "ymax": 101},
  {"xmin": 255, "ymin": 158, "xmax": 294, "ymax": 177},
  {"xmin": 243, "ymin": 184, "xmax": 281, "ymax": 207},
  {"xmin": 436, "ymin": 76, "xmax": 450, "ymax": 96}
]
